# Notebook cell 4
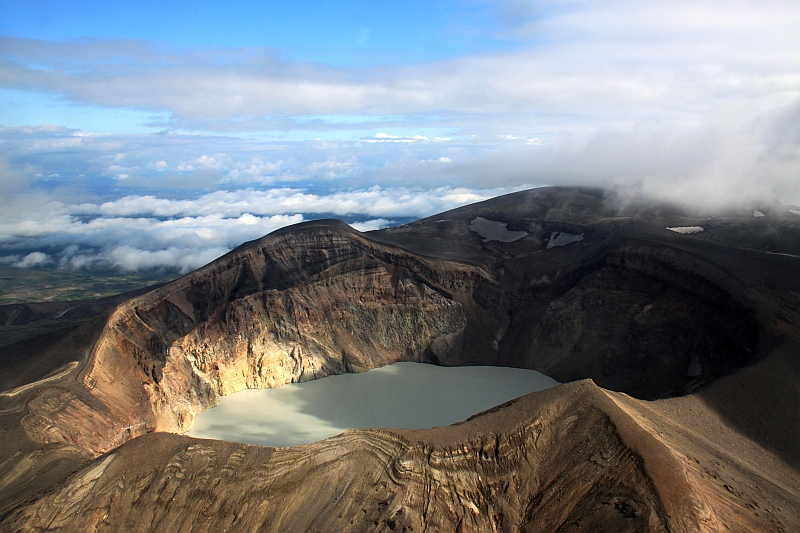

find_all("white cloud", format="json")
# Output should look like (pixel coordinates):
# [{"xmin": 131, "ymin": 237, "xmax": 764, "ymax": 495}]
[
  {"xmin": 104, "ymin": 164, "xmax": 139, "ymax": 180},
  {"xmin": 304, "ymin": 157, "xmax": 358, "ymax": 179},
  {"xmin": 392, "ymin": 97, "xmax": 791, "ymax": 209},
  {"xmin": 66, "ymin": 186, "xmax": 520, "ymax": 220},
  {"xmin": 3, "ymin": 0, "xmax": 797, "ymax": 128},
  {"xmin": 365, "ymin": 133, "xmax": 431, "ymax": 143},
  {"xmin": 106, "ymin": 246, "xmax": 230, "ymax": 273},
  {"xmin": 225, "ymin": 158, "xmax": 283, "ymax": 183},
  {"xmin": 14, "ymin": 252, "xmax": 52, "ymax": 268},
  {"xmin": 348, "ymin": 219, "xmax": 394, "ymax": 232},
  {"xmin": 193, "ymin": 154, "xmax": 225, "ymax": 169},
  {"xmin": 0, "ymin": 186, "xmax": 531, "ymax": 272}
]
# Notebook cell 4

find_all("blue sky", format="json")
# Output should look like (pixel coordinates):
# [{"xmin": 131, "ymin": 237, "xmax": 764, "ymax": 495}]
[
  {"xmin": 1, "ymin": 0, "xmax": 799, "ymax": 273},
  {"xmin": 1, "ymin": 1, "xmax": 515, "ymax": 65}
]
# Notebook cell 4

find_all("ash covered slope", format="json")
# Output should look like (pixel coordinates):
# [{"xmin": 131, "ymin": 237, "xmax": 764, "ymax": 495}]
[{"xmin": 1, "ymin": 187, "xmax": 799, "ymax": 532}]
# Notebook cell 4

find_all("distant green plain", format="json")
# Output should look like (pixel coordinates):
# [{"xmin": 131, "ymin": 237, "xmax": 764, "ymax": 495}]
[{"xmin": 0, "ymin": 266, "xmax": 177, "ymax": 305}]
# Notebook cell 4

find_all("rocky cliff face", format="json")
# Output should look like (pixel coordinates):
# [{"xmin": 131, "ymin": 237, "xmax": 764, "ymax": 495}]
[{"xmin": 515, "ymin": 241, "xmax": 760, "ymax": 398}]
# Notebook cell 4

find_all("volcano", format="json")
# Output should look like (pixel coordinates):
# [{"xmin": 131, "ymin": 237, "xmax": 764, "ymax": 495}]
[{"xmin": 1, "ymin": 187, "xmax": 798, "ymax": 532}]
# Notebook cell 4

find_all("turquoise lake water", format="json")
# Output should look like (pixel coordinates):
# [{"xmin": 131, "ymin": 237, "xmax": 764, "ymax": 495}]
[{"xmin": 188, "ymin": 362, "xmax": 558, "ymax": 447}]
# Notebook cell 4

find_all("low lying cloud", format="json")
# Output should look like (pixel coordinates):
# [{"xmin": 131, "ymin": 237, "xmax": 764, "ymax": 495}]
[
  {"xmin": 14, "ymin": 252, "xmax": 52, "ymax": 268},
  {"xmin": 2, "ymin": 213, "xmax": 304, "ymax": 273},
  {"xmin": 348, "ymin": 219, "xmax": 394, "ymax": 232},
  {"xmin": 449, "ymin": 106, "xmax": 800, "ymax": 209},
  {"xmin": 63, "ymin": 245, "xmax": 230, "ymax": 273},
  {"xmin": 0, "ymin": 185, "xmax": 526, "ymax": 273},
  {"xmin": 81, "ymin": 186, "xmax": 517, "ymax": 219},
  {"xmin": 0, "ymin": 252, "xmax": 53, "ymax": 268}
]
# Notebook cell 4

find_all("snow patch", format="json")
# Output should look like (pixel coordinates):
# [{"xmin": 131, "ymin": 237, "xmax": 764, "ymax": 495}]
[
  {"xmin": 468, "ymin": 217, "xmax": 528, "ymax": 243},
  {"xmin": 546, "ymin": 232, "xmax": 584, "ymax": 249},
  {"xmin": 13, "ymin": 252, "xmax": 52, "ymax": 268},
  {"xmin": 667, "ymin": 226, "xmax": 704, "ymax": 234}
]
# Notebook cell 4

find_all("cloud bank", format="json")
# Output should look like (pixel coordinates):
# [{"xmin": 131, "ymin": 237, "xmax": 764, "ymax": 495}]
[
  {"xmin": 1, "ymin": 0, "xmax": 798, "ymax": 274},
  {"xmin": 0, "ymin": 186, "xmax": 526, "ymax": 273}
]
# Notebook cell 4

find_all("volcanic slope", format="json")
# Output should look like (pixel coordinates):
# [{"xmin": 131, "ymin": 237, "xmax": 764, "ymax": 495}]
[{"xmin": 0, "ymin": 187, "xmax": 798, "ymax": 532}]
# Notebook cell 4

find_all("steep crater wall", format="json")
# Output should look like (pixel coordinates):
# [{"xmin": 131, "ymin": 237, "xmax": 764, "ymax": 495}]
[
  {"xmin": 23, "ymin": 224, "xmax": 491, "ymax": 453},
  {"xmin": 511, "ymin": 241, "xmax": 760, "ymax": 399}
]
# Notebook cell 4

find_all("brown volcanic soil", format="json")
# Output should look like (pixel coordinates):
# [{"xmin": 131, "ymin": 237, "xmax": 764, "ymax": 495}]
[{"xmin": 0, "ymin": 187, "xmax": 798, "ymax": 532}]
